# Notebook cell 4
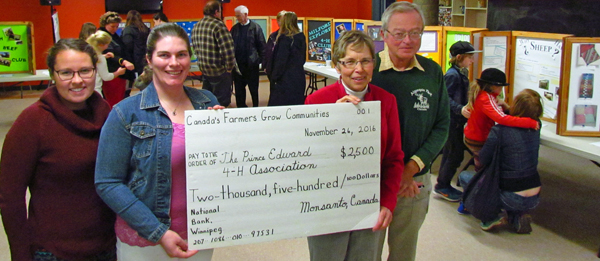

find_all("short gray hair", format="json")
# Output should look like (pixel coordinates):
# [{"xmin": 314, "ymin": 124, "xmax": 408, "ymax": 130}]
[
  {"xmin": 234, "ymin": 5, "xmax": 249, "ymax": 15},
  {"xmin": 381, "ymin": 1, "xmax": 425, "ymax": 32}
]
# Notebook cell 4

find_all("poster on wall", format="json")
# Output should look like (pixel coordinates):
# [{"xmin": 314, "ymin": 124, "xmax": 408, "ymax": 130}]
[
  {"xmin": 333, "ymin": 20, "xmax": 353, "ymax": 41},
  {"xmin": 307, "ymin": 18, "xmax": 333, "ymax": 63},
  {"xmin": 0, "ymin": 22, "xmax": 35, "ymax": 74},
  {"xmin": 482, "ymin": 36, "xmax": 507, "ymax": 72},
  {"xmin": 366, "ymin": 24, "xmax": 383, "ymax": 54},
  {"xmin": 557, "ymin": 38, "xmax": 600, "ymax": 136},
  {"xmin": 417, "ymin": 26, "xmax": 442, "ymax": 65},
  {"xmin": 52, "ymin": 12, "xmax": 60, "ymax": 42},
  {"xmin": 513, "ymin": 37, "xmax": 564, "ymax": 121}
]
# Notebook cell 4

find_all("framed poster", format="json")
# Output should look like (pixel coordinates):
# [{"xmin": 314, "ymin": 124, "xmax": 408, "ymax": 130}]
[
  {"xmin": 333, "ymin": 19, "xmax": 354, "ymax": 41},
  {"xmin": 509, "ymin": 31, "xmax": 572, "ymax": 122},
  {"xmin": 417, "ymin": 26, "xmax": 443, "ymax": 66},
  {"xmin": 354, "ymin": 19, "xmax": 371, "ymax": 32},
  {"xmin": 473, "ymin": 31, "xmax": 512, "ymax": 83},
  {"xmin": 365, "ymin": 22, "xmax": 383, "ymax": 54},
  {"xmin": 441, "ymin": 26, "xmax": 486, "ymax": 73},
  {"xmin": 557, "ymin": 37, "xmax": 600, "ymax": 136},
  {"xmin": 0, "ymin": 22, "xmax": 35, "ymax": 74},
  {"xmin": 306, "ymin": 18, "xmax": 333, "ymax": 63}
]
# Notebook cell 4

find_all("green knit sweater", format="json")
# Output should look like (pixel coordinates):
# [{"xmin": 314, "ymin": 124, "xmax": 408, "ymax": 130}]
[{"xmin": 372, "ymin": 54, "xmax": 450, "ymax": 176}]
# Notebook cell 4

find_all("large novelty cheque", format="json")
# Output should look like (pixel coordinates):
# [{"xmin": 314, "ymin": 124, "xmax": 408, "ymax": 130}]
[{"xmin": 185, "ymin": 102, "xmax": 381, "ymax": 250}]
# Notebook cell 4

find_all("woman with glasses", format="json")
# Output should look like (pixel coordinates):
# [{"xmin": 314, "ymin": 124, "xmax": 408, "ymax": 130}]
[
  {"xmin": 266, "ymin": 11, "xmax": 306, "ymax": 106},
  {"xmin": 0, "ymin": 39, "xmax": 116, "ymax": 260},
  {"xmin": 99, "ymin": 11, "xmax": 135, "ymax": 107},
  {"xmin": 304, "ymin": 30, "xmax": 404, "ymax": 261}
]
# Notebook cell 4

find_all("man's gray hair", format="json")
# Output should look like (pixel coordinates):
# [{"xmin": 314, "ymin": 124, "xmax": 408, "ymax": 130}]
[
  {"xmin": 234, "ymin": 5, "xmax": 249, "ymax": 14},
  {"xmin": 381, "ymin": 1, "xmax": 425, "ymax": 32}
]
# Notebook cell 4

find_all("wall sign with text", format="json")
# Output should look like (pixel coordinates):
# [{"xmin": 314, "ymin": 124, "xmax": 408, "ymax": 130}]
[
  {"xmin": 0, "ymin": 22, "xmax": 35, "ymax": 74},
  {"xmin": 307, "ymin": 18, "xmax": 333, "ymax": 62}
]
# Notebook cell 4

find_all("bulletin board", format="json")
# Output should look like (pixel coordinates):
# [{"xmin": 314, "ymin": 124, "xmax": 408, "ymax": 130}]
[
  {"xmin": 473, "ymin": 31, "xmax": 512, "ymax": 82},
  {"xmin": 0, "ymin": 22, "xmax": 35, "ymax": 74},
  {"xmin": 442, "ymin": 26, "xmax": 486, "ymax": 73},
  {"xmin": 333, "ymin": 19, "xmax": 354, "ymax": 41},
  {"xmin": 172, "ymin": 19, "xmax": 199, "ymax": 63},
  {"xmin": 307, "ymin": 18, "xmax": 333, "ymax": 63},
  {"xmin": 417, "ymin": 26, "xmax": 443, "ymax": 66},
  {"xmin": 354, "ymin": 19, "xmax": 371, "ymax": 32},
  {"xmin": 365, "ymin": 21, "xmax": 383, "ymax": 54},
  {"xmin": 509, "ymin": 31, "xmax": 572, "ymax": 122},
  {"xmin": 557, "ymin": 37, "xmax": 600, "ymax": 136}
]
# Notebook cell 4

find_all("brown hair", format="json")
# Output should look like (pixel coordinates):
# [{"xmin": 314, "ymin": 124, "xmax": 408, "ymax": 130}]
[
  {"xmin": 126, "ymin": 10, "xmax": 149, "ymax": 33},
  {"xmin": 449, "ymin": 53, "xmax": 473, "ymax": 67},
  {"xmin": 78, "ymin": 22, "xmax": 97, "ymax": 40},
  {"xmin": 47, "ymin": 38, "xmax": 98, "ymax": 79},
  {"xmin": 203, "ymin": 0, "xmax": 221, "ymax": 16},
  {"xmin": 511, "ymin": 89, "xmax": 543, "ymax": 121},
  {"xmin": 332, "ymin": 30, "xmax": 375, "ymax": 68},
  {"xmin": 276, "ymin": 11, "xmax": 300, "ymax": 43},
  {"xmin": 99, "ymin": 11, "xmax": 122, "ymax": 27},
  {"xmin": 146, "ymin": 23, "xmax": 191, "ymax": 59}
]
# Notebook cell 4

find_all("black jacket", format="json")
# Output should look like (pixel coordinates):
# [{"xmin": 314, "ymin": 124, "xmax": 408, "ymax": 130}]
[
  {"xmin": 230, "ymin": 20, "xmax": 266, "ymax": 67},
  {"xmin": 268, "ymin": 32, "xmax": 306, "ymax": 106},
  {"xmin": 122, "ymin": 25, "xmax": 149, "ymax": 76},
  {"xmin": 99, "ymin": 27, "xmax": 133, "ymax": 80}
]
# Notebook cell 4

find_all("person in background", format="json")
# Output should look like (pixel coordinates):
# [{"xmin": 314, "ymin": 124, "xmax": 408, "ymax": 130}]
[
  {"xmin": 87, "ymin": 30, "xmax": 127, "ymax": 97},
  {"xmin": 463, "ymin": 68, "xmax": 538, "ymax": 171},
  {"xmin": 263, "ymin": 10, "xmax": 287, "ymax": 80},
  {"xmin": 0, "ymin": 38, "xmax": 115, "ymax": 261},
  {"xmin": 460, "ymin": 89, "xmax": 543, "ymax": 233},
  {"xmin": 434, "ymin": 41, "xmax": 480, "ymax": 202},
  {"xmin": 231, "ymin": 5, "xmax": 266, "ymax": 107},
  {"xmin": 371, "ymin": 2, "xmax": 450, "ymax": 260},
  {"xmin": 95, "ymin": 23, "xmax": 223, "ymax": 260},
  {"xmin": 191, "ymin": 0, "xmax": 235, "ymax": 107},
  {"xmin": 122, "ymin": 9, "xmax": 150, "ymax": 97},
  {"xmin": 153, "ymin": 12, "xmax": 169, "ymax": 26},
  {"xmin": 79, "ymin": 22, "xmax": 97, "ymax": 40},
  {"xmin": 305, "ymin": 30, "xmax": 404, "ymax": 261},
  {"xmin": 99, "ymin": 11, "xmax": 135, "ymax": 107},
  {"xmin": 266, "ymin": 11, "xmax": 306, "ymax": 106}
]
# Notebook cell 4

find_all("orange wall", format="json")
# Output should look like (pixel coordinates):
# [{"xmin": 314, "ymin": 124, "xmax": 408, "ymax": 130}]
[{"xmin": 1, "ymin": 0, "xmax": 373, "ymax": 69}]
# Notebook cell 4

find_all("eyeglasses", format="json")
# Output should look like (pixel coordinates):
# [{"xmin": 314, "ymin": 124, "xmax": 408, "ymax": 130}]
[
  {"xmin": 385, "ymin": 30, "xmax": 423, "ymax": 41},
  {"xmin": 338, "ymin": 58, "xmax": 374, "ymax": 69},
  {"xmin": 54, "ymin": 68, "xmax": 96, "ymax": 81}
]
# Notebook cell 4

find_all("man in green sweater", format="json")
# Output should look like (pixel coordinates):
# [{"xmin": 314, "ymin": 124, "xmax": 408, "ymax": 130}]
[{"xmin": 372, "ymin": 2, "xmax": 450, "ymax": 261}]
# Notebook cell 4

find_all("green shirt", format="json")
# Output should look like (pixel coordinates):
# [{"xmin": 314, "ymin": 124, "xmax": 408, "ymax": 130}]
[{"xmin": 372, "ymin": 54, "xmax": 450, "ymax": 176}]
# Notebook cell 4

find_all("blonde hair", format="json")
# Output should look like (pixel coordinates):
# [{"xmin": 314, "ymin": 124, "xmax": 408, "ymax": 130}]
[
  {"xmin": 466, "ymin": 81, "xmax": 495, "ymax": 110},
  {"xmin": 86, "ymin": 30, "xmax": 112, "ymax": 55},
  {"xmin": 276, "ymin": 11, "xmax": 300, "ymax": 43}
]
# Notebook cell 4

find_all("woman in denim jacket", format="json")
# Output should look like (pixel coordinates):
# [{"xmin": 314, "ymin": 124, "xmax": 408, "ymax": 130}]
[
  {"xmin": 95, "ymin": 23, "xmax": 224, "ymax": 260},
  {"xmin": 460, "ymin": 89, "xmax": 542, "ymax": 234}
]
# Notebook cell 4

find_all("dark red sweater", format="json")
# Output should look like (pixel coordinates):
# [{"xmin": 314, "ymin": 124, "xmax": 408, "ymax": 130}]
[{"xmin": 0, "ymin": 87, "xmax": 115, "ymax": 261}]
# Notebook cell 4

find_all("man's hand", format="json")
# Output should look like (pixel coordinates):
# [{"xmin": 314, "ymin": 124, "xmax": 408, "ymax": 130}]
[{"xmin": 398, "ymin": 160, "xmax": 423, "ymax": 198}]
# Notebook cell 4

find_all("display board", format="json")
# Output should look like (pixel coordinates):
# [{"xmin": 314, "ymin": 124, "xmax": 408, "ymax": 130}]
[
  {"xmin": 354, "ymin": 19, "xmax": 370, "ymax": 32},
  {"xmin": 417, "ymin": 26, "xmax": 443, "ymax": 65},
  {"xmin": 172, "ymin": 20, "xmax": 199, "ymax": 63},
  {"xmin": 307, "ymin": 18, "xmax": 333, "ymax": 63},
  {"xmin": 185, "ymin": 102, "xmax": 382, "ymax": 250},
  {"xmin": 0, "ymin": 22, "xmax": 35, "ymax": 74},
  {"xmin": 365, "ymin": 22, "xmax": 383, "ymax": 54},
  {"xmin": 473, "ymin": 31, "xmax": 512, "ymax": 82},
  {"xmin": 509, "ymin": 31, "xmax": 572, "ymax": 122},
  {"xmin": 442, "ymin": 27, "xmax": 486, "ymax": 73},
  {"xmin": 557, "ymin": 37, "xmax": 600, "ymax": 136},
  {"xmin": 248, "ymin": 16, "xmax": 269, "ymax": 42},
  {"xmin": 333, "ymin": 19, "xmax": 354, "ymax": 41}
]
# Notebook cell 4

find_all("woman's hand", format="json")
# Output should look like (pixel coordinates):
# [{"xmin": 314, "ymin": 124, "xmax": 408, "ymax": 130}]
[
  {"xmin": 208, "ymin": 105, "xmax": 226, "ymax": 110},
  {"xmin": 114, "ymin": 67, "xmax": 126, "ymax": 77},
  {"xmin": 336, "ymin": 95, "xmax": 361, "ymax": 105},
  {"xmin": 159, "ymin": 230, "xmax": 198, "ymax": 258},
  {"xmin": 461, "ymin": 106, "xmax": 471, "ymax": 118},
  {"xmin": 122, "ymin": 60, "xmax": 135, "ymax": 71},
  {"xmin": 104, "ymin": 52, "xmax": 114, "ymax": 59},
  {"xmin": 372, "ymin": 206, "xmax": 392, "ymax": 231}
]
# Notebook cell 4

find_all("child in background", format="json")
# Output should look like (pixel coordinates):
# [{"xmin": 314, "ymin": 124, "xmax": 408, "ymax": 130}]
[
  {"xmin": 86, "ymin": 31, "xmax": 126, "ymax": 98},
  {"xmin": 463, "ymin": 68, "xmax": 538, "ymax": 171},
  {"xmin": 78, "ymin": 22, "xmax": 97, "ymax": 40},
  {"xmin": 460, "ymin": 89, "xmax": 543, "ymax": 233},
  {"xmin": 434, "ymin": 41, "xmax": 480, "ymax": 202}
]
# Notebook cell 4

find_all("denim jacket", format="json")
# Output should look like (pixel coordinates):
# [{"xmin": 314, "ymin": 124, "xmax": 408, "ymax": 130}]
[{"xmin": 95, "ymin": 83, "xmax": 219, "ymax": 243}]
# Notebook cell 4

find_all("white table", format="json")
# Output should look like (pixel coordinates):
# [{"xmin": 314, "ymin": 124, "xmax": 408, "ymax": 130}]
[
  {"xmin": 303, "ymin": 62, "xmax": 340, "ymax": 96},
  {"xmin": 540, "ymin": 121, "xmax": 600, "ymax": 163},
  {"xmin": 0, "ymin": 70, "xmax": 52, "ymax": 98}
]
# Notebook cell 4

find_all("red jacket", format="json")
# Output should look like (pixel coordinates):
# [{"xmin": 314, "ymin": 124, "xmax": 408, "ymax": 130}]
[
  {"xmin": 464, "ymin": 91, "xmax": 538, "ymax": 142},
  {"xmin": 305, "ymin": 81, "xmax": 404, "ymax": 211}
]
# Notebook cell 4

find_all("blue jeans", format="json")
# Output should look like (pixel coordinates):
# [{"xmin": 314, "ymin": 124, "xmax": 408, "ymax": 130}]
[{"xmin": 458, "ymin": 171, "xmax": 540, "ymax": 221}]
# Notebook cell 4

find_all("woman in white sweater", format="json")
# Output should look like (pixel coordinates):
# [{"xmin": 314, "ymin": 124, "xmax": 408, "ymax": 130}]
[{"xmin": 86, "ymin": 31, "xmax": 126, "ymax": 98}]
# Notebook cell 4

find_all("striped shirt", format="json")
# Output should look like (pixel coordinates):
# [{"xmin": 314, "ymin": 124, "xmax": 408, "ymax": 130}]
[{"xmin": 191, "ymin": 15, "xmax": 236, "ymax": 76}]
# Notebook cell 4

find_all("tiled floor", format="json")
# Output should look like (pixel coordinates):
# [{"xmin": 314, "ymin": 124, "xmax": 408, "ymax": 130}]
[{"xmin": 1, "ymin": 77, "xmax": 599, "ymax": 260}]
